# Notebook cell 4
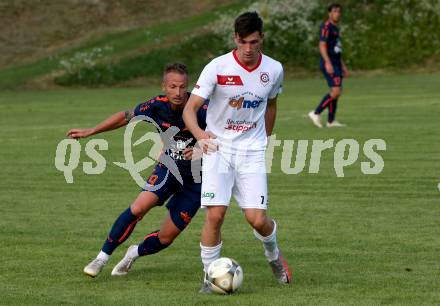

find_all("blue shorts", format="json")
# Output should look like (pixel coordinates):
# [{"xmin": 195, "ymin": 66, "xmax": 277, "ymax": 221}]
[
  {"xmin": 142, "ymin": 163, "xmax": 201, "ymax": 231},
  {"xmin": 321, "ymin": 65, "xmax": 343, "ymax": 88}
]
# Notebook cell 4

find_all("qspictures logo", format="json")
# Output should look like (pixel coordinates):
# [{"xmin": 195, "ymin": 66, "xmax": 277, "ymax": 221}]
[{"xmin": 55, "ymin": 115, "xmax": 389, "ymax": 186}]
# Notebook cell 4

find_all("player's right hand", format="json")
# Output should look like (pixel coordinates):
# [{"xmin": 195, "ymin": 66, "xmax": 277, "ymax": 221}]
[
  {"xmin": 325, "ymin": 62, "xmax": 334, "ymax": 75},
  {"xmin": 66, "ymin": 128, "xmax": 95, "ymax": 139},
  {"xmin": 195, "ymin": 130, "xmax": 218, "ymax": 154}
]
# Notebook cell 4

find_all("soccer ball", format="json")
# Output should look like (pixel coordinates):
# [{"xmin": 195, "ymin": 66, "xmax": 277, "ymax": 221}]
[{"xmin": 206, "ymin": 257, "xmax": 243, "ymax": 294}]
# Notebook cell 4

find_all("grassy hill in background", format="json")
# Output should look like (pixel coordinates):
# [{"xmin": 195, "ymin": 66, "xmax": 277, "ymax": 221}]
[
  {"xmin": 1, "ymin": 0, "xmax": 439, "ymax": 89},
  {"xmin": 0, "ymin": 0, "xmax": 243, "ymax": 88},
  {"xmin": 0, "ymin": 0, "xmax": 236, "ymax": 69}
]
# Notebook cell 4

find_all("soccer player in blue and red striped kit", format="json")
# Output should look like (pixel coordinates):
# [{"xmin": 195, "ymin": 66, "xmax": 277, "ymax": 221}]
[
  {"xmin": 309, "ymin": 3, "xmax": 349, "ymax": 128},
  {"xmin": 67, "ymin": 63, "xmax": 208, "ymax": 277}
]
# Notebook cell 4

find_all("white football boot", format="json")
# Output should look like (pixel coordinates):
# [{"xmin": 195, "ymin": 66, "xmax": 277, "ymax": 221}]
[
  {"xmin": 83, "ymin": 258, "xmax": 107, "ymax": 277},
  {"xmin": 308, "ymin": 111, "xmax": 323, "ymax": 128},
  {"xmin": 111, "ymin": 245, "xmax": 139, "ymax": 276}
]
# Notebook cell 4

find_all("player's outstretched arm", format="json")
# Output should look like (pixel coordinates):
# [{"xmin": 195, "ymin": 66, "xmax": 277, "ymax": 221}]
[
  {"xmin": 265, "ymin": 97, "xmax": 277, "ymax": 136},
  {"xmin": 67, "ymin": 110, "xmax": 133, "ymax": 139}
]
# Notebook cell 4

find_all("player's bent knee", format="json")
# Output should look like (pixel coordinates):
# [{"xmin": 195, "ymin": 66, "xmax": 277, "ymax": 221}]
[
  {"xmin": 130, "ymin": 192, "xmax": 159, "ymax": 216},
  {"xmin": 330, "ymin": 88, "xmax": 342, "ymax": 98},
  {"xmin": 245, "ymin": 212, "xmax": 269, "ymax": 231},
  {"xmin": 130, "ymin": 203, "xmax": 148, "ymax": 217},
  {"xmin": 158, "ymin": 234, "xmax": 175, "ymax": 246},
  {"xmin": 247, "ymin": 218, "xmax": 268, "ymax": 231}
]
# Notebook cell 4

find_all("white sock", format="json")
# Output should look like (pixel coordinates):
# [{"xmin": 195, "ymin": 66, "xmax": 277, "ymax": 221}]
[
  {"xmin": 127, "ymin": 245, "xmax": 140, "ymax": 258},
  {"xmin": 253, "ymin": 220, "xmax": 280, "ymax": 262},
  {"xmin": 97, "ymin": 250, "xmax": 110, "ymax": 263},
  {"xmin": 200, "ymin": 241, "xmax": 223, "ymax": 273}
]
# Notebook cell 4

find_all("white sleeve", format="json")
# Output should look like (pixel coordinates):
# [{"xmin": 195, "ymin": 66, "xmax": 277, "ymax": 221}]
[
  {"xmin": 191, "ymin": 60, "xmax": 217, "ymax": 99},
  {"xmin": 268, "ymin": 65, "xmax": 284, "ymax": 99}
]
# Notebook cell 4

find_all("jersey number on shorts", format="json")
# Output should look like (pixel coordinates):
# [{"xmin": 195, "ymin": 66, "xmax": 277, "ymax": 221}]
[{"xmin": 148, "ymin": 174, "xmax": 158, "ymax": 185}]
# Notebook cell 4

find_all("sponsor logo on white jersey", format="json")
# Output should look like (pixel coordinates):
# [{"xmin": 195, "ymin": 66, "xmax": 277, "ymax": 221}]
[{"xmin": 228, "ymin": 97, "xmax": 263, "ymax": 110}]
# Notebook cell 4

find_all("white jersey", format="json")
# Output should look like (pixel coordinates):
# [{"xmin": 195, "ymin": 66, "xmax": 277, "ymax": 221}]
[{"xmin": 192, "ymin": 50, "xmax": 283, "ymax": 155}]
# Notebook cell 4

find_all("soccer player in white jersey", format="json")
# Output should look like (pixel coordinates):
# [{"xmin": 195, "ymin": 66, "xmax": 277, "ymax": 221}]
[{"xmin": 183, "ymin": 12, "xmax": 292, "ymax": 292}]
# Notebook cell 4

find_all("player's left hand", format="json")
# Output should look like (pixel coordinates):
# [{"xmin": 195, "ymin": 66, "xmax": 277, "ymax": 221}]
[
  {"xmin": 342, "ymin": 66, "xmax": 349, "ymax": 77},
  {"xmin": 183, "ymin": 148, "xmax": 193, "ymax": 160},
  {"xmin": 184, "ymin": 147, "xmax": 203, "ymax": 161},
  {"xmin": 67, "ymin": 128, "xmax": 95, "ymax": 139},
  {"xmin": 195, "ymin": 131, "xmax": 218, "ymax": 154}
]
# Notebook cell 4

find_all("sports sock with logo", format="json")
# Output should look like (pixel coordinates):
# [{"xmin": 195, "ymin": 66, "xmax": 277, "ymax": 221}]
[
  {"xmin": 101, "ymin": 207, "xmax": 142, "ymax": 255},
  {"xmin": 253, "ymin": 220, "xmax": 280, "ymax": 262},
  {"xmin": 137, "ymin": 230, "xmax": 171, "ymax": 256}
]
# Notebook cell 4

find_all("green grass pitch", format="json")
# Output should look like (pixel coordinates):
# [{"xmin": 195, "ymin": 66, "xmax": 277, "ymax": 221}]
[{"xmin": 0, "ymin": 72, "xmax": 439, "ymax": 305}]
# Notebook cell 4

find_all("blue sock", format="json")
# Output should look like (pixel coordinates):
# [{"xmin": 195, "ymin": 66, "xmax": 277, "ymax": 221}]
[
  {"xmin": 102, "ymin": 207, "xmax": 141, "ymax": 255},
  {"xmin": 137, "ymin": 230, "xmax": 171, "ymax": 256},
  {"xmin": 328, "ymin": 99, "xmax": 338, "ymax": 123},
  {"xmin": 315, "ymin": 93, "xmax": 333, "ymax": 114}
]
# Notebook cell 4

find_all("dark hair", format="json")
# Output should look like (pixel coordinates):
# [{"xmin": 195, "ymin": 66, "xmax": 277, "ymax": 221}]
[
  {"xmin": 164, "ymin": 62, "xmax": 188, "ymax": 76},
  {"xmin": 328, "ymin": 3, "xmax": 342, "ymax": 12},
  {"xmin": 234, "ymin": 11, "xmax": 263, "ymax": 38}
]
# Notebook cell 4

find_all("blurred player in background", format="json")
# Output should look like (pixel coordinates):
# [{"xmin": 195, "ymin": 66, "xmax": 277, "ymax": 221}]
[
  {"xmin": 309, "ymin": 3, "xmax": 349, "ymax": 128},
  {"xmin": 67, "ymin": 63, "xmax": 208, "ymax": 277},
  {"xmin": 183, "ymin": 12, "xmax": 292, "ymax": 293}
]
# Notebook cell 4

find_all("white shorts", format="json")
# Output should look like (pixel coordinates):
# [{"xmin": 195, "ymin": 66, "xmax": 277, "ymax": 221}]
[{"xmin": 201, "ymin": 151, "xmax": 268, "ymax": 209}]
